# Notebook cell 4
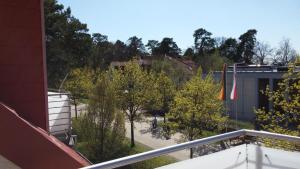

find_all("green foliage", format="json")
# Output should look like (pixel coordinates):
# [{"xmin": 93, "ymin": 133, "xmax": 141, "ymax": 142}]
[
  {"xmin": 155, "ymin": 72, "xmax": 176, "ymax": 112},
  {"xmin": 45, "ymin": 0, "xmax": 297, "ymax": 90},
  {"xmin": 219, "ymin": 38, "xmax": 239, "ymax": 62},
  {"xmin": 89, "ymin": 33, "xmax": 113, "ymax": 70},
  {"xmin": 118, "ymin": 142, "xmax": 177, "ymax": 169},
  {"xmin": 255, "ymin": 63, "xmax": 300, "ymax": 150},
  {"xmin": 154, "ymin": 38, "xmax": 182, "ymax": 57},
  {"xmin": 64, "ymin": 68, "xmax": 93, "ymax": 100},
  {"xmin": 237, "ymin": 29, "xmax": 257, "ymax": 64},
  {"xmin": 112, "ymin": 60, "xmax": 153, "ymax": 146},
  {"xmin": 197, "ymin": 50, "xmax": 230, "ymax": 73},
  {"xmin": 295, "ymin": 54, "xmax": 300, "ymax": 65},
  {"xmin": 151, "ymin": 58, "xmax": 192, "ymax": 88},
  {"xmin": 227, "ymin": 119, "xmax": 254, "ymax": 130},
  {"xmin": 146, "ymin": 71, "xmax": 176, "ymax": 117},
  {"xmin": 166, "ymin": 68, "xmax": 227, "ymax": 157},
  {"xmin": 191, "ymin": 28, "xmax": 259, "ymax": 65},
  {"xmin": 166, "ymin": 68, "xmax": 227, "ymax": 141},
  {"xmin": 72, "ymin": 72, "xmax": 126, "ymax": 162},
  {"xmin": 127, "ymin": 36, "xmax": 146, "ymax": 57},
  {"xmin": 183, "ymin": 48, "xmax": 194, "ymax": 59},
  {"xmin": 76, "ymin": 135, "xmax": 177, "ymax": 169},
  {"xmin": 45, "ymin": 0, "xmax": 93, "ymax": 88},
  {"xmin": 112, "ymin": 60, "xmax": 151, "ymax": 119},
  {"xmin": 193, "ymin": 28, "xmax": 215, "ymax": 55},
  {"xmin": 191, "ymin": 28, "xmax": 232, "ymax": 72},
  {"xmin": 146, "ymin": 40, "xmax": 159, "ymax": 54}
]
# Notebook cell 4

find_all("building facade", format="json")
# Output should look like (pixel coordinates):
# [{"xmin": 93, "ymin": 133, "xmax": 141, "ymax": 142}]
[{"xmin": 213, "ymin": 65, "xmax": 289, "ymax": 121}]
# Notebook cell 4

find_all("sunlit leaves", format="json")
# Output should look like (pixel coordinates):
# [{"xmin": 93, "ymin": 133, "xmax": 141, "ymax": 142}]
[
  {"xmin": 166, "ymin": 68, "xmax": 227, "ymax": 142},
  {"xmin": 255, "ymin": 63, "xmax": 300, "ymax": 150}
]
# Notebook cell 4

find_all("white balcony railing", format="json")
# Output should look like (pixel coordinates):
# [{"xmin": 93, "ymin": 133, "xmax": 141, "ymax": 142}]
[
  {"xmin": 81, "ymin": 129, "xmax": 300, "ymax": 169},
  {"xmin": 48, "ymin": 92, "xmax": 72, "ymax": 136}
]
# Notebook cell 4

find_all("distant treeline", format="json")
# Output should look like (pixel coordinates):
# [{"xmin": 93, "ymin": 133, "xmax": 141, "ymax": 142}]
[{"xmin": 45, "ymin": 0, "xmax": 299, "ymax": 88}]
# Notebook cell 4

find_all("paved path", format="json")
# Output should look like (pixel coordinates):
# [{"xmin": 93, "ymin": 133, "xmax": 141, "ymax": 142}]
[
  {"xmin": 125, "ymin": 117, "xmax": 190, "ymax": 161},
  {"xmin": 71, "ymin": 104, "xmax": 87, "ymax": 118},
  {"xmin": 71, "ymin": 105, "xmax": 190, "ymax": 160}
]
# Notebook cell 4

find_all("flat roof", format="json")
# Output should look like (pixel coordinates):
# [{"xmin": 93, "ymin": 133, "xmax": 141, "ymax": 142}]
[{"xmin": 156, "ymin": 144, "xmax": 300, "ymax": 169}]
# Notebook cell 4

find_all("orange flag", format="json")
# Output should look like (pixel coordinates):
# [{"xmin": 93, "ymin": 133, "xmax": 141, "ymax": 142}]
[{"xmin": 218, "ymin": 64, "xmax": 227, "ymax": 100}]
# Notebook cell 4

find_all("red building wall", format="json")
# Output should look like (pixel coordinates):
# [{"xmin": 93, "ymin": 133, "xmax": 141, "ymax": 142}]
[
  {"xmin": 0, "ymin": 0, "xmax": 49, "ymax": 130},
  {"xmin": 0, "ymin": 103, "xmax": 90, "ymax": 169},
  {"xmin": 0, "ymin": 1, "xmax": 91, "ymax": 168}
]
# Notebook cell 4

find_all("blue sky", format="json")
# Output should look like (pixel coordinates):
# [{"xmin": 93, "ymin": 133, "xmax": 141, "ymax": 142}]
[{"xmin": 58, "ymin": 0, "xmax": 300, "ymax": 52}]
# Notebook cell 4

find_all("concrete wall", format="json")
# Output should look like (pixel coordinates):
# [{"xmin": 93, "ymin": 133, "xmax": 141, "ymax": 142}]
[{"xmin": 0, "ymin": 0, "xmax": 48, "ymax": 130}]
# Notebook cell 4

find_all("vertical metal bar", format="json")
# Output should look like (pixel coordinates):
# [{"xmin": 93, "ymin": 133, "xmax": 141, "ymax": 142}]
[
  {"xmin": 67, "ymin": 94, "xmax": 72, "ymax": 136},
  {"xmin": 224, "ymin": 64, "xmax": 228, "ymax": 132},
  {"xmin": 81, "ymin": 130, "xmax": 246, "ymax": 169},
  {"xmin": 81, "ymin": 130, "xmax": 300, "ymax": 169},
  {"xmin": 235, "ymin": 100, "xmax": 238, "ymax": 130}
]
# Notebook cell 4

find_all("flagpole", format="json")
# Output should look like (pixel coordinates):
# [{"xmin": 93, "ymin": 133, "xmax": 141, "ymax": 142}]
[
  {"xmin": 235, "ymin": 64, "xmax": 238, "ymax": 130},
  {"xmin": 230, "ymin": 63, "xmax": 238, "ymax": 130},
  {"xmin": 219, "ymin": 64, "xmax": 227, "ymax": 132},
  {"xmin": 235, "ymin": 99, "xmax": 237, "ymax": 130},
  {"xmin": 224, "ymin": 64, "xmax": 228, "ymax": 132},
  {"xmin": 235, "ymin": 65, "xmax": 238, "ymax": 130},
  {"xmin": 225, "ymin": 94, "xmax": 227, "ymax": 132}
]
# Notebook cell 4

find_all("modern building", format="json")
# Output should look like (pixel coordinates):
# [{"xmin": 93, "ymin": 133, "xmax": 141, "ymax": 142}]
[{"xmin": 213, "ymin": 65, "xmax": 299, "ymax": 121}]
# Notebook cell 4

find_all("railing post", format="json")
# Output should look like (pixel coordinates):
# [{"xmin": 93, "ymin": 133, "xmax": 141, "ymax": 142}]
[{"xmin": 81, "ymin": 129, "xmax": 300, "ymax": 169}]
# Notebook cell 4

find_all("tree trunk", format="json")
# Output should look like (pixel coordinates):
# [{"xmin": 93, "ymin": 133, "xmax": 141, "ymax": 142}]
[
  {"xmin": 74, "ymin": 98, "xmax": 78, "ymax": 119},
  {"xmin": 190, "ymin": 148, "xmax": 193, "ymax": 159},
  {"xmin": 100, "ymin": 129, "xmax": 104, "ymax": 159},
  {"xmin": 189, "ymin": 132, "xmax": 194, "ymax": 159},
  {"xmin": 100, "ymin": 116, "xmax": 104, "ymax": 157},
  {"xmin": 130, "ymin": 120, "xmax": 135, "ymax": 147}
]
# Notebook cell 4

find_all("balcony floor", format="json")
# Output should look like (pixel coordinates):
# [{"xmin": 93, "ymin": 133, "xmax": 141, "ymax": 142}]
[
  {"xmin": 0, "ymin": 155, "xmax": 21, "ymax": 169},
  {"xmin": 156, "ymin": 144, "xmax": 300, "ymax": 169}
]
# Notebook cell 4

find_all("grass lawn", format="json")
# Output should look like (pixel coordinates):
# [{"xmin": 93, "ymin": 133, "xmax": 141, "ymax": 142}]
[
  {"xmin": 227, "ymin": 119, "xmax": 255, "ymax": 130},
  {"xmin": 119, "ymin": 141, "xmax": 178, "ymax": 169},
  {"xmin": 76, "ymin": 139, "xmax": 177, "ymax": 169}
]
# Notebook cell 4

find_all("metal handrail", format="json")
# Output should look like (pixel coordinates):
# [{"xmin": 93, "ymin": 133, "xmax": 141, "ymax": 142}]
[
  {"xmin": 244, "ymin": 129, "xmax": 300, "ymax": 143},
  {"xmin": 81, "ymin": 129, "xmax": 300, "ymax": 169},
  {"xmin": 48, "ymin": 93, "xmax": 70, "ymax": 97}
]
